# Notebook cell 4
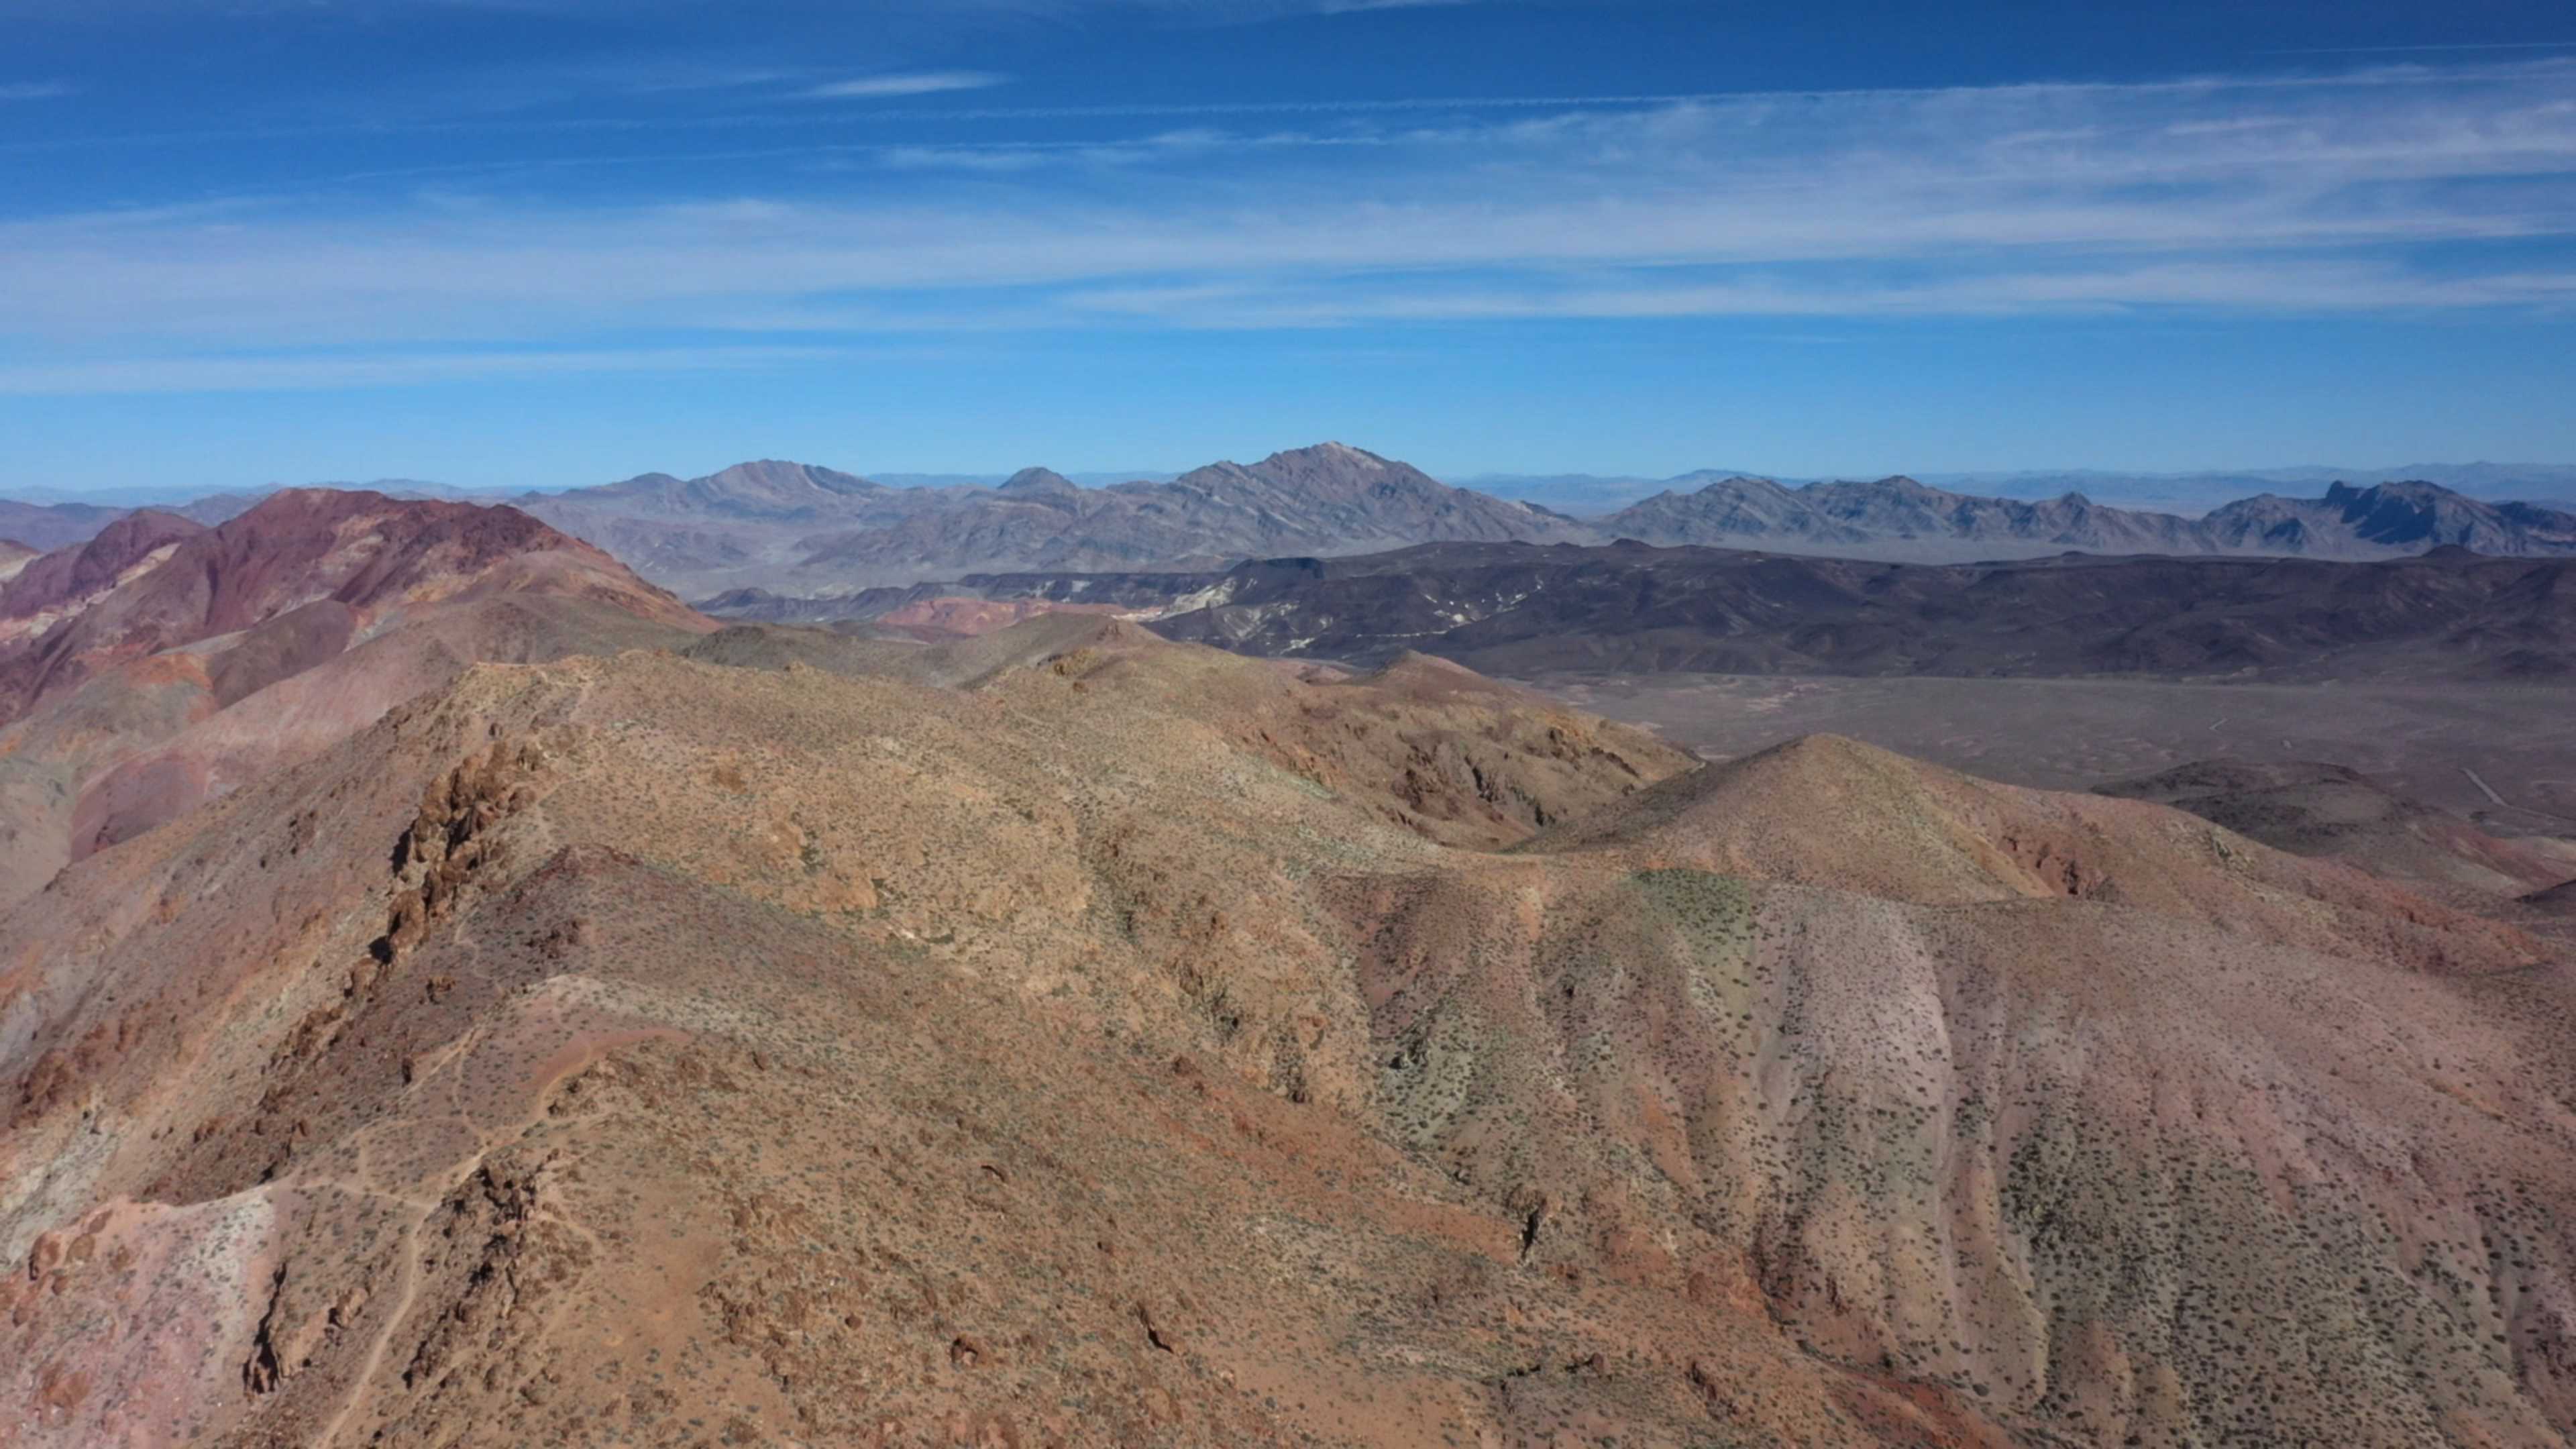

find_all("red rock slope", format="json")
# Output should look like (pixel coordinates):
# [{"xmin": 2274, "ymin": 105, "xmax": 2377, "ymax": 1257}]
[{"xmin": 0, "ymin": 490, "xmax": 710, "ymax": 907}]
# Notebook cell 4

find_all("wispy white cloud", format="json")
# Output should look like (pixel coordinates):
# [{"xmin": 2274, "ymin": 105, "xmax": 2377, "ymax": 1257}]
[
  {"xmin": 1061, "ymin": 262, "xmax": 2576, "ymax": 327},
  {"xmin": 2, "ymin": 58, "xmax": 2571, "ymax": 389},
  {"xmin": 806, "ymin": 70, "xmax": 1010, "ymax": 100},
  {"xmin": 0, "ymin": 80, "xmax": 74, "ymax": 101}
]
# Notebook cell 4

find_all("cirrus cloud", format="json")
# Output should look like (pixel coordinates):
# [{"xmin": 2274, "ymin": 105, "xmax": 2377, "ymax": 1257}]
[
  {"xmin": 2, "ymin": 58, "xmax": 2571, "ymax": 391},
  {"xmin": 805, "ymin": 70, "xmax": 1010, "ymax": 99}
]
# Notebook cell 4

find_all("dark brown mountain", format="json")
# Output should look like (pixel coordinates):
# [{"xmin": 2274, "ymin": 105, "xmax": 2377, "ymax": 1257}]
[{"xmin": 1144, "ymin": 539, "xmax": 2576, "ymax": 680}]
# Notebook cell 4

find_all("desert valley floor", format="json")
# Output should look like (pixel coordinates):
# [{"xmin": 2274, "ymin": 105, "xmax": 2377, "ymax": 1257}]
[{"xmin": 1533, "ymin": 673, "xmax": 2576, "ymax": 839}]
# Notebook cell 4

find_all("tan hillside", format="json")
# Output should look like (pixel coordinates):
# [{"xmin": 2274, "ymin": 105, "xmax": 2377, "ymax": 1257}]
[{"xmin": 1, "ymin": 621, "xmax": 2569, "ymax": 1446}]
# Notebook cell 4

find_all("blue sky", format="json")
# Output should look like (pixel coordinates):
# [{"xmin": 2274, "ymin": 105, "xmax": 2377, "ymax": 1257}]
[{"xmin": 3, "ymin": 0, "xmax": 2573, "ymax": 492}]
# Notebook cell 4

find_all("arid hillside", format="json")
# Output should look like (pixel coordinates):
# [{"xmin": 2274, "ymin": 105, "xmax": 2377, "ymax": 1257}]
[
  {"xmin": 0, "ymin": 489, "xmax": 710, "ymax": 908},
  {"xmin": 4, "ymin": 611, "xmax": 2572, "ymax": 1448}
]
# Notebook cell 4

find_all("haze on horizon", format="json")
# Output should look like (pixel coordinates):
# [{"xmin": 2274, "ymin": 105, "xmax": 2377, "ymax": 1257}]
[{"xmin": 3, "ymin": 0, "xmax": 2573, "ymax": 494}]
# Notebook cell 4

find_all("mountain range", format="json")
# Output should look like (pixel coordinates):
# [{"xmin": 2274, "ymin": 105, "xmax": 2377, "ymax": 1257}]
[
  {"xmin": 513, "ymin": 443, "xmax": 1593, "ymax": 592},
  {"xmin": 11, "ymin": 448, "xmax": 2576, "ymax": 598},
  {"xmin": 517, "ymin": 448, "xmax": 2576, "ymax": 593},
  {"xmin": 1587, "ymin": 474, "xmax": 2576, "ymax": 562},
  {"xmin": 1472, "ymin": 461, "xmax": 2576, "ymax": 515}
]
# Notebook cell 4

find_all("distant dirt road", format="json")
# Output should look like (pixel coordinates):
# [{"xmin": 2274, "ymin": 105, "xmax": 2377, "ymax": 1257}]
[{"xmin": 2465, "ymin": 765, "xmax": 2576, "ymax": 826}]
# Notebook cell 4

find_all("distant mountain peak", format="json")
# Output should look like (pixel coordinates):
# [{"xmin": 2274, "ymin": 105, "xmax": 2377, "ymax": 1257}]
[
  {"xmin": 998, "ymin": 467, "xmax": 1078, "ymax": 495},
  {"xmin": 1271, "ymin": 440, "xmax": 1389, "ymax": 472},
  {"xmin": 704, "ymin": 459, "xmax": 882, "ymax": 494}
]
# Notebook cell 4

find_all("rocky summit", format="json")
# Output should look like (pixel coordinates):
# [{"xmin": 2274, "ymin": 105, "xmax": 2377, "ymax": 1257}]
[
  {"xmin": 3, "ymin": 507, "xmax": 2573, "ymax": 1445},
  {"xmin": 0, "ymin": 489, "xmax": 708, "ymax": 910}
]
